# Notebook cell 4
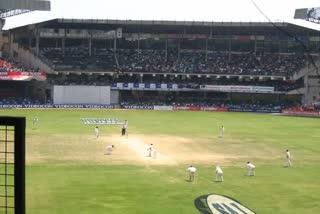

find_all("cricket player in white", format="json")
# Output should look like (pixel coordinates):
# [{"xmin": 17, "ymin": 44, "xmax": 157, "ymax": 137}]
[
  {"xmin": 95, "ymin": 126, "xmax": 99, "ymax": 139},
  {"xmin": 187, "ymin": 165, "xmax": 197, "ymax": 182},
  {"xmin": 247, "ymin": 162, "xmax": 255, "ymax": 176},
  {"xmin": 219, "ymin": 125, "xmax": 224, "ymax": 138},
  {"xmin": 105, "ymin": 145, "xmax": 114, "ymax": 155},
  {"xmin": 33, "ymin": 117, "xmax": 39, "ymax": 129},
  {"xmin": 215, "ymin": 165, "xmax": 224, "ymax": 182},
  {"xmin": 286, "ymin": 149, "xmax": 292, "ymax": 167},
  {"xmin": 147, "ymin": 144, "xmax": 154, "ymax": 157}
]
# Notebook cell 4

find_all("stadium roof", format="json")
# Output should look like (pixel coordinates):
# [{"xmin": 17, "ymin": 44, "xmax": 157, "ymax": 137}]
[
  {"xmin": 0, "ymin": 0, "xmax": 50, "ymax": 11},
  {"xmin": 0, "ymin": 0, "xmax": 50, "ymax": 18},
  {"xmin": 2, "ymin": 0, "xmax": 320, "ymax": 31},
  {"xmin": 9, "ymin": 18, "xmax": 320, "ymax": 38}
]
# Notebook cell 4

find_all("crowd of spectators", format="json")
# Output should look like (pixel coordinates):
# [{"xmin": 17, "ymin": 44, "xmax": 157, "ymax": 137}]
[
  {"xmin": 40, "ymin": 47, "xmax": 307, "ymax": 76},
  {"xmin": 119, "ymin": 90, "xmax": 296, "ymax": 110},
  {"xmin": 0, "ymin": 57, "xmax": 41, "ymax": 73},
  {"xmin": 47, "ymin": 72, "xmax": 304, "ymax": 92},
  {"xmin": 120, "ymin": 98, "xmax": 295, "ymax": 111},
  {"xmin": 0, "ymin": 97, "xmax": 46, "ymax": 105},
  {"xmin": 1, "ymin": 47, "xmax": 313, "ymax": 111},
  {"xmin": 284, "ymin": 104, "xmax": 320, "ymax": 112},
  {"xmin": 118, "ymin": 50, "xmax": 306, "ymax": 76},
  {"xmin": 39, "ymin": 47, "xmax": 117, "ymax": 71}
]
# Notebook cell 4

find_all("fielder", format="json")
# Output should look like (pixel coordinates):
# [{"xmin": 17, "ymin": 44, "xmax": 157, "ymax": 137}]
[
  {"xmin": 105, "ymin": 145, "xmax": 114, "ymax": 155},
  {"xmin": 219, "ymin": 125, "xmax": 225, "ymax": 138},
  {"xmin": 285, "ymin": 149, "xmax": 292, "ymax": 167},
  {"xmin": 187, "ymin": 165, "xmax": 197, "ymax": 182},
  {"xmin": 147, "ymin": 144, "xmax": 154, "ymax": 157},
  {"xmin": 247, "ymin": 162, "xmax": 255, "ymax": 176},
  {"xmin": 95, "ymin": 126, "xmax": 99, "ymax": 139},
  {"xmin": 33, "ymin": 117, "xmax": 39, "ymax": 129},
  {"xmin": 215, "ymin": 165, "xmax": 224, "ymax": 182}
]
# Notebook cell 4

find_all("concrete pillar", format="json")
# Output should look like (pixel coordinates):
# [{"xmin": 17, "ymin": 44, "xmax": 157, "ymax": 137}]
[
  {"xmin": 88, "ymin": 38, "xmax": 92, "ymax": 56},
  {"xmin": 303, "ymin": 73, "xmax": 309, "ymax": 104},
  {"xmin": 178, "ymin": 39, "xmax": 180, "ymax": 60},
  {"xmin": 113, "ymin": 36, "xmax": 117, "ymax": 51},
  {"xmin": 36, "ymin": 33, "xmax": 40, "ymax": 56},
  {"xmin": 0, "ymin": 20, "xmax": 3, "ymax": 53},
  {"xmin": 62, "ymin": 38, "xmax": 65, "ymax": 54},
  {"xmin": 205, "ymin": 39, "xmax": 208, "ymax": 62},
  {"xmin": 228, "ymin": 38, "xmax": 231, "ymax": 61},
  {"xmin": 9, "ymin": 31, "xmax": 13, "ymax": 57},
  {"xmin": 165, "ymin": 39, "xmax": 168, "ymax": 61},
  {"xmin": 28, "ymin": 37, "xmax": 32, "ymax": 50},
  {"xmin": 254, "ymin": 37, "xmax": 257, "ymax": 56}
]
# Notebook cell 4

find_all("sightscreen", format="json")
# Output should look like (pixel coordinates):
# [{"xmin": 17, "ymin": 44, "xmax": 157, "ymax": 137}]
[{"xmin": 53, "ymin": 85, "xmax": 111, "ymax": 105}]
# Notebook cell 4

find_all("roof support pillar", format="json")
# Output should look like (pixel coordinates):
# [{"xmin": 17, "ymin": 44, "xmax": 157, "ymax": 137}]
[
  {"xmin": 35, "ymin": 28, "xmax": 39, "ymax": 56},
  {"xmin": 165, "ymin": 39, "xmax": 168, "ymax": 61},
  {"xmin": 88, "ymin": 37, "xmax": 92, "ymax": 56},
  {"xmin": 205, "ymin": 38, "xmax": 208, "ymax": 62},
  {"xmin": 178, "ymin": 39, "xmax": 180, "ymax": 60},
  {"xmin": 137, "ymin": 33, "xmax": 140, "ymax": 60},
  {"xmin": 228, "ymin": 38, "xmax": 231, "ymax": 61},
  {"xmin": 61, "ymin": 38, "xmax": 65, "ymax": 54},
  {"xmin": 254, "ymin": 37, "xmax": 257, "ymax": 56}
]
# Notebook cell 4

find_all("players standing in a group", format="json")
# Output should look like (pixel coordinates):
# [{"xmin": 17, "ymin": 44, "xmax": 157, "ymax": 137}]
[
  {"xmin": 247, "ymin": 162, "xmax": 255, "ymax": 176},
  {"xmin": 285, "ymin": 149, "xmax": 292, "ymax": 167},
  {"xmin": 121, "ymin": 120, "xmax": 128, "ymax": 137},
  {"xmin": 105, "ymin": 145, "xmax": 114, "ymax": 155},
  {"xmin": 187, "ymin": 165, "xmax": 197, "ymax": 182},
  {"xmin": 95, "ymin": 126, "xmax": 99, "ymax": 139},
  {"xmin": 219, "ymin": 125, "xmax": 224, "ymax": 138},
  {"xmin": 33, "ymin": 117, "xmax": 39, "ymax": 129},
  {"xmin": 215, "ymin": 165, "xmax": 224, "ymax": 182}
]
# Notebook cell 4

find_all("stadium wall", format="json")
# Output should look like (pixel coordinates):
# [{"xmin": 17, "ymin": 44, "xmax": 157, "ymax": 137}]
[{"xmin": 53, "ymin": 85, "xmax": 111, "ymax": 105}]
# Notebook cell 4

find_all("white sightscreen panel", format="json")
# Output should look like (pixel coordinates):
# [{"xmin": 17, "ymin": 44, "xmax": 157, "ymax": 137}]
[{"xmin": 53, "ymin": 85, "xmax": 110, "ymax": 104}]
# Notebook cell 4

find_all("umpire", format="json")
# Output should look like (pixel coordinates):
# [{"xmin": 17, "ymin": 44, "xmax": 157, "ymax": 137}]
[{"xmin": 121, "ymin": 120, "xmax": 128, "ymax": 136}]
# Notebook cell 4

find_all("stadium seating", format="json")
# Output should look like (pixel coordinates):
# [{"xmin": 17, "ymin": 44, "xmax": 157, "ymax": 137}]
[
  {"xmin": 0, "ymin": 57, "xmax": 41, "ymax": 73},
  {"xmin": 47, "ymin": 72, "xmax": 304, "ymax": 92},
  {"xmin": 0, "ymin": 97, "xmax": 46, "ymax": 105},
  {"xmin": 284, "ymin": 104, "xmax": 320, "ymax": 112},
  {"xmin": 39, "ymin": 47, "xmax": 307, "ymax": 76},
  {"xmin": 39, "ymin": 47, "xmax": 117, "ymax": 71}
]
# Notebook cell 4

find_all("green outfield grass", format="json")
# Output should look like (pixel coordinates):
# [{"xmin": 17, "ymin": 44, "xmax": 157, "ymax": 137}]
[{"xmin": 0, "ymin": 109, "xmax": 320, "ymax": 214}]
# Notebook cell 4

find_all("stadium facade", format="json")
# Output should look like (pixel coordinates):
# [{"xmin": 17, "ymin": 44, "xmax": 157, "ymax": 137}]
[{"xmin": 1, "ymin": 18, "xmax": 320, "ymax": 108}]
